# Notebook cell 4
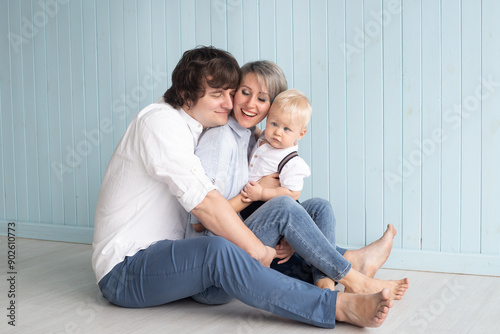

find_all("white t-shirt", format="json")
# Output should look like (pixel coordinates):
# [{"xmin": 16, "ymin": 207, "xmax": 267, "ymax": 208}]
[
  {"xmin": 248, "ymin": 135, "xmax": 311, "ymax": 192},
  {"xmin": 92, "ymin": 99, "xmax": 216, "ymax": 282}
]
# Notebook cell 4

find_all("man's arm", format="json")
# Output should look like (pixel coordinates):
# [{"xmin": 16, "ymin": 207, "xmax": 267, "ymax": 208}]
[{"xmin": 191, "ymin": 189, "xmax": 276, "ymax": 267}]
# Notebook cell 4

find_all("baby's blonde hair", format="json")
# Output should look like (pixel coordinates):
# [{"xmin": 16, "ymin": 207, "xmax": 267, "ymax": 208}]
[{"xmin": 270, "ymin": 89, "xmax": 312, "ymax": 129}]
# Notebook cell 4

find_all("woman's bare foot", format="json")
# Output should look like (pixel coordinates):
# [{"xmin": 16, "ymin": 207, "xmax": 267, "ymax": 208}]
[
  {"xmin": 335, "ymin": 288, "xmax": 394, "ymax": 327},
  {"xmin": 343, "ymin": 224, "xmax": 396, "ymax": 278},
  {"xmin": 340, "ymin": 269, "xmax": 409, "ymax": 300},
  {"xmin": 315, "ymin": 277, "xmax": 336, "ymax": 291}
]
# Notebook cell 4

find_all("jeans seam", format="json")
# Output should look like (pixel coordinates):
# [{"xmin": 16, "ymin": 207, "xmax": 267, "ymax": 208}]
[{"xmin": 286, "ymin": 219, "xmax": 348, "ymax": 282}]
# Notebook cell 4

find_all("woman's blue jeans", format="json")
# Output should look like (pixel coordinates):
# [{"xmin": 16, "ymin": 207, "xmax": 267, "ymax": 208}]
[
  {"xmin": 191, "ymin": 197, "xmax": 351, "ymax": 306},
  {"xmin": 98, "ymin": 235, "xmax": 337, "ymax": 328},
  {"xmin": 267, "ymin": 197, "xmax": 348, "ymax": 284}
]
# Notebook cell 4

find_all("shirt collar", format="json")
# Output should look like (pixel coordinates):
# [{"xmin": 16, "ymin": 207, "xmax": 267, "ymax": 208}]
[
  {"xmin": 227, "ymin": 116, "xmax": 252, "ymax": 139},
  {"xmin": 153, "ymin": 97, "xmax": 205, "ymax": 143},
  {"xmin": 178, "ymin": 108, "xmax": 204, "ymax": 145}
]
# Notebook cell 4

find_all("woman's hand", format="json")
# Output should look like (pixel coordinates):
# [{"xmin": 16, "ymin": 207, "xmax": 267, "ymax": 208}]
[{"xmin": 275, "ymin": 239, "xmax": 295, "ymax": 264}]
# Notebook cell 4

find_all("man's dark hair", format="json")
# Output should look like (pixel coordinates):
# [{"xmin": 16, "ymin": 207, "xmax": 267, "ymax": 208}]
[{"xmin": 163, "ymin": 46, "xmax": 241, "ymax": 108}]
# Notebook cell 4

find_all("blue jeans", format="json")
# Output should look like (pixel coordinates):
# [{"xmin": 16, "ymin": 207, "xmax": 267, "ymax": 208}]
[
  {"xmin": 98, "ymin": 235, "xmax": 337, "ymax": 328},
  {"xmin": 269, "ymin": 197, "xmax": 348, "ymax": 284},
  {"xmin": 192, "ymin": 197, "xmax": 351, "ymax": 305},
  {"xmin": 246, "ymin": 197, "xmax": 351, "ymax": 282}
]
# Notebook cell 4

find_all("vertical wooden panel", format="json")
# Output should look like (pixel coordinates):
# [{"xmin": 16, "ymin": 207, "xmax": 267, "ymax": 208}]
[
  {"xmin": 327, "ymin": 0, "xmax": 348, "ymax": 245},
  {"xmin": 22, "ymin": 0, "xmax": 41, "ymax": 223},
  {"xmin": 227, "ymin": 0, "xmax": 244, "ymax": 63},
  {"xmin": 69, "ymin": 0, "xmax": 89, "ymax": 227},
  {"xmin": 310, "ymin": 0, "xmax": 330, "ymax": 201},
  {"xmin": 421, "ymin": 0, "xmax": 442, "ymax": 251},
  {"xmin": 258, "ymin": 0, "xmax": 276, "ymax": 61},
  {"xmin": 151, "ymin": 0, "xmax": 169, "ymax": 100},
  {"xmin": 165, "ymin": 0, "xmax": 181, "ymax": 88},
  {"xmin": 45, "ymin": 0, "xmax": 64, "ymax": 225},
  {"xmin": 0, "ymin": 1, "xmax": 14, "ymax": 220},
  {"xmin": 110, "ymin": 0, "xmax": 127, "ymax": 147},
  {"xmin": 11, "ymin": 0, "xmax": 30, "ymax": 222},
  {"xmin": 96, "ymin": 0, "xmax": 114, "ymax": 223},
  {"xmin": 364, "ymin": 0, "xmax": 384, "ymax": 242},
  {"xmin": 292, "ymin": 0, "xmax": 312, "ymax": 200},
  {"xmin": 137, "ymin": 0, "xmax": 154, "ymax": 108},
  {"xmin": 180, "ymin": 0, "xmax": 196, "ymax": 51},
  {"xmin": 82, "ymin": 0, "xmax": 100, "ymax": 227},
  {"xmin": 211, "ymin": 0, "xmax": 228, "ymax": 50},
  {"xmin": 195, "ymin": 0, "xmax": 211, "ymax": 46},
  {"xmin": 441, "ymin": 0, "xmax": 461, "ymax": 252},
  {"xmin": 58, "ymin": 0, "xmax": 77, "ymax": 226},
  {"xmin": 460, "ymin": 0, "xmax": 482, "ymax": 253},
  {"xmin": 383, "ymin": 0, "xmax": 403, "ymax": 249},
  {"xmin": 401, "ymin": 0, "xmax": 421, "ymax": 250},
  {"xmin": 242, "ymin": 0, "xmax": 259, "ymax": 62},
  {"xmin": 481, "ymin": 0, "xmax": 500, "ymax": 255},
  {"xmin": 275, "ymin": 0, "xmax": 293, "ymax": 84},
  {"xmin": 345, "ymin": 0, "xmax": 365, "ymax": 246},
  {"xmin": 33, "ymin": 0, "xmax": 51, "ymax": 224}
]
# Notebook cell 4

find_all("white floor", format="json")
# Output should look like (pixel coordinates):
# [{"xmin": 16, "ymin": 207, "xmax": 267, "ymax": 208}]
[{"xmin": 1, "ymin": 236, "xmax": 499, "ymax": 333}]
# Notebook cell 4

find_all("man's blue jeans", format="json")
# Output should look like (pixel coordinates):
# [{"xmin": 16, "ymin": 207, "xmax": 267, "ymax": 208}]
[{"xmin": 98, "ymin": 235, "xmax": 337, "ymax": 328}]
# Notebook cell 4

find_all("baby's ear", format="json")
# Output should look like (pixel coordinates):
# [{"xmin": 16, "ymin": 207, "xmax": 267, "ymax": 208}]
[{"xmin": 298, "ymin": 128, "xmax": 307, "ymax": 140}]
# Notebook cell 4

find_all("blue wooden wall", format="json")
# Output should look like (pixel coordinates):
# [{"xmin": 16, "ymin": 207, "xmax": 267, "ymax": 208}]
[{"xmin": 1, "ymin": 0, "xmax": 499, "ymax": 276}]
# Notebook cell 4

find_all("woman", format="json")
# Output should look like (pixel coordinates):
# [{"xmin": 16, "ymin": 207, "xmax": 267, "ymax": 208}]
[
  {"xmin": 190, "ymin": 60, "xmax": 409, "ymax": 298},
  {"xmin": 93, "ymin": 46, "xmax": 394, "ymax": 329}
]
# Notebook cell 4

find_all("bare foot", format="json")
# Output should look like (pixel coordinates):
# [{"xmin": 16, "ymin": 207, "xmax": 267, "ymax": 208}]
[
  {"xmin": 315, "ymin": 277, "xmax": 336, "ymax": 291},
  {"xmin": 340, "ymin": 269, "xmax": 409, "ymax": 300},
  {"xmin": 335, "ymin": 288, "xmax": 394, "ymax": 327},
  {"xmin": 344, "ymin": 224, "xmax": 396, "ymax": 278}
]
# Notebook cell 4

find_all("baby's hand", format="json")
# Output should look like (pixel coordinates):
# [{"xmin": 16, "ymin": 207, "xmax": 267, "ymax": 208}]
[{"xmin": 240, "ymin": 181, "xmax": 263, "ymax": 202}]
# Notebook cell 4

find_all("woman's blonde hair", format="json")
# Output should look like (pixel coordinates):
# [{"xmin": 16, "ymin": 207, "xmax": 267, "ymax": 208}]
[{"xmin": 240, "ymin": 60, "xmax": 288, "ymax": 103}]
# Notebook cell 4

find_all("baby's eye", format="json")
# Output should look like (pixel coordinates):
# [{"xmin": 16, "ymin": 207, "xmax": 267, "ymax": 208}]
[
  {"xmin": 271, "ymin": 122, "xmax": 278, "ymax": 127},
  {"xmin": 284, "ymin": 127, "xmax": 291, "ymax": 132}
]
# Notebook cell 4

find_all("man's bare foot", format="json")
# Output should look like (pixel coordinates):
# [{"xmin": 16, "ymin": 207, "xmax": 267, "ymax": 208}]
[
  {"xmin": 340, "ymin": 269, "xmax": 409, "ymax": 300},
  {"xmin": 335, "ymin": 288, "xmax": 393, "ymax": 328},
  {"xmin": 343, "ymin": 224, "xmax": 396, "ymax": 278},
  {"xmin": 315, "ymin": 277, "xmax": 336, "ymax": 291}
]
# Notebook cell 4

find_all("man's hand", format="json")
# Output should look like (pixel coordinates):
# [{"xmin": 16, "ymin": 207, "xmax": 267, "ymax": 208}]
[
  {"xmin": 275, "ymin": 239, "xmax": 294, "ymax": 264},
  {"xmin": 257, "ymin": 173, "xmax": 280, "ymax": 188}
]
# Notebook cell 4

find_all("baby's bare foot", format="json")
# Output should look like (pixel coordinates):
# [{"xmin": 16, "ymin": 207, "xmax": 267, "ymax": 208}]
[
  {"xmin": 335, "ymin": 288, "xmax": 394, "ymax": 327},
  {"xmin": 344, "ymin": 224, "xmax": 396, "ymax": 278}
]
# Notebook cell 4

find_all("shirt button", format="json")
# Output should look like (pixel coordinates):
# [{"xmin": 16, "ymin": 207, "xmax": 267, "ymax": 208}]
[
  {"xmin": 254, "ymin": 155, "xmax": 257, "ymax": 158},
  {"xmin": 250, "ymin": 164, "xmax": 253, "ymax": 167}
]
